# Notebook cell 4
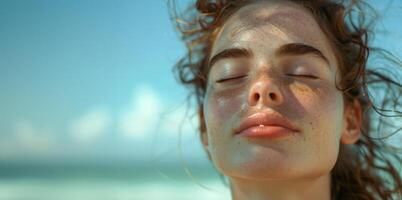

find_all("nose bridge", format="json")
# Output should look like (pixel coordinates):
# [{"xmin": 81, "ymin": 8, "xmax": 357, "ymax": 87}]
[{"xmin": 247, "ymin": 69, "xmax": 283, "ymax": 107}]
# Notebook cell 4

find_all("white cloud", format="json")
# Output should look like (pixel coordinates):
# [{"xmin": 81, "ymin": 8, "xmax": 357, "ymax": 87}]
[
  {"xmin": 69, "ymin": 106, "xmax": 112, "ymax": 143},
  {"xmin": 14, "ymin": 120, "xmax": 56, "ymax": 151},
  {"xmin": 0, "ymin": 120, "xmax": 56, "ymax": 159},
  {"xmin": 159, "ymin": 103, "xmax": 199, "ymax": 136},
  {"xmin": 118, "ymin": 85, "xmax": 199, "ymax": 139},
  {"xmin": 118, "ymin": 85, "xmax": 163, "ymax": 139},
  {"xmin": 0, "ymin": 85, "xmax": 206, "ymax": 163}
]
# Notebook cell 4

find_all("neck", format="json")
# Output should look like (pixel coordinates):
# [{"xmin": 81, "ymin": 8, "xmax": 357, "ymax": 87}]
[{"xmin": 229, "ymin": 174, "xmax": 331, "ymax": 200}]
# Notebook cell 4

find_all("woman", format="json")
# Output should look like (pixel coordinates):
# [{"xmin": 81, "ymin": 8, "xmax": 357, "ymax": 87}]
[{"xmin": 170, "ymin": 0, "xmax": 402, "ymax": 199}]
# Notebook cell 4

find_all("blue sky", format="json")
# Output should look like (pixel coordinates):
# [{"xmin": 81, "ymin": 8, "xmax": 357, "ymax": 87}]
[
  {"xmin": 0, "ymin": 0, "xmax": 199, "ymax": 165},
  {"xmin": 0, "ymin": 0, "xmax": 401, "ymax": 165}
]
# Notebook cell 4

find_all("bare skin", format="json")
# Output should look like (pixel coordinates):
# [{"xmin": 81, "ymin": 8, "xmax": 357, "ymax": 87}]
[{"xmin": 200, "ymin": 0, "xmax": 362, "ymax": 200}]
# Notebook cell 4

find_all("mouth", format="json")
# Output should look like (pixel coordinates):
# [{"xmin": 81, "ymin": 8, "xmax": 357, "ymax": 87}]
[{"xmin": 235, "ymin": 111, "xmax": 299, "ymax": 138}]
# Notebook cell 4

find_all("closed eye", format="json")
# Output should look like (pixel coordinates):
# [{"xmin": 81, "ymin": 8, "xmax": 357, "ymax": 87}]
[
  {"xmin": 216, "ymin": 75, "xmax": 248, "ymax": 83},
  {"xmin": 286, "ymin": 74, "xmax": 318, "ymax": 79}
]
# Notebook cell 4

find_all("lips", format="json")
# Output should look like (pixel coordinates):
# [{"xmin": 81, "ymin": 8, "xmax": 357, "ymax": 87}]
[{"xmin": 235, "ymin": 111, "xmax": 299, "ymax": 137}]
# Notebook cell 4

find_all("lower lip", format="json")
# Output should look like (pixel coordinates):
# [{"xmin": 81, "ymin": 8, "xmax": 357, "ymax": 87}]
[{"xmin": 237, "ymin": 126, "xmax": 295, "ymax": 138}]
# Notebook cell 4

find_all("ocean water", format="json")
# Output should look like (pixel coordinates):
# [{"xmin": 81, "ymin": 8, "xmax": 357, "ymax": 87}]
[
  {"xmin": 0, "ymin": 164, "xmax": 231, "ymax": 200},
  {"xmin": 0, "ymin": 179, "xmax": 231, "ymax": 200}
]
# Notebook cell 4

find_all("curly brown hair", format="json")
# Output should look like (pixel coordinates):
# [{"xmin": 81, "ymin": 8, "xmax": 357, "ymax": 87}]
[{"xmin": 169, "ymin": 0, "xmax": 402, "ymax": 199}]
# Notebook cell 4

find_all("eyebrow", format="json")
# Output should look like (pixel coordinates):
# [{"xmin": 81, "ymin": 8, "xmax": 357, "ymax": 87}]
[
  {"xmin": 208, "ymin": 43, "xmax": 330, "ymax": 69},
  {"xmin": 276, "ymin": 43, "xmax": 330, "ymax": 65},
  {"xmin": 208, "ymin": 47, "xmax": 253, "ymax": 69}
]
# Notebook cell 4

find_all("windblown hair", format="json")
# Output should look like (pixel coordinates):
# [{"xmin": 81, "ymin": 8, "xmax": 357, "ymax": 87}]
[{"xmin": 169, "ymin": 0, "xmax": 402, "ymax": 199}]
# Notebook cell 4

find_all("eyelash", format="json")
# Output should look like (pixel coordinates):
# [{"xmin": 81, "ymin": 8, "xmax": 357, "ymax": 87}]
[
  {"xmin": 286, "ymin": 74, "xmax": 318, "ymax": 79},
  {"xmin": 216, "ymin": 73, "xmax": 318, "ymax": 83},
  {"xmin": 216, "ymin": 75, "xmax": 248, "ymax": 83}
]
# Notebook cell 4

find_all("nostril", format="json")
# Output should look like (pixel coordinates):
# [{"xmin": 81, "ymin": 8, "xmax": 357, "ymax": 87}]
[
  {"xmin": 269, "ymin": 93, "xmax": 276, "ymax": 101},
  {"xmin": 254, "ymin": 93, "xmax": 260, "ymax": 101}
]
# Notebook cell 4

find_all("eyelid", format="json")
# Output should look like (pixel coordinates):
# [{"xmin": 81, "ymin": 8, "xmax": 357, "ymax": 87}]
[{"xmin": 287, "ymin": 64, "xmax": 319, "ymax": 79}]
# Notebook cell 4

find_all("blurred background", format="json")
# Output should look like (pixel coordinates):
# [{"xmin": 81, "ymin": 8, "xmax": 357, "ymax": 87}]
[{"xmin": 0, "ymin": 0, "xmax": 401, "ymax": 199}]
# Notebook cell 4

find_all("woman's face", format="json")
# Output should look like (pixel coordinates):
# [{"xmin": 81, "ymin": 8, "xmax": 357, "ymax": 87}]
[{"xmin": 202, "ymin": 0, "xmax": 350, "ymax": 180}]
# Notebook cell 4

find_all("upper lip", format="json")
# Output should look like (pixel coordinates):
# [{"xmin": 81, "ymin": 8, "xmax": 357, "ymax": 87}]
[{"xmin": 235, "ymin": 111, "xmax": 299, "ymax": 134}]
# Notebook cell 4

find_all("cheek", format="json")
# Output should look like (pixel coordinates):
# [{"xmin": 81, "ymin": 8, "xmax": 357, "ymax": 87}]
[
  {"xmin": 292, "ymin": 81, "xmax": 344, "ymax": 141},
  {"xmin": 204, "ymin": 87, "xmax": 246, "ymax": 129},
  {"xmin": 203, "ymin": 86, "xmax": 247, "ymax": 169},
  {"xmin": 289, "ymin": 81, "xmax": 344, "ymax": 170},
  {"xmin": 290, "ymin": 81, "xmax": 342, "ymax": 121}
]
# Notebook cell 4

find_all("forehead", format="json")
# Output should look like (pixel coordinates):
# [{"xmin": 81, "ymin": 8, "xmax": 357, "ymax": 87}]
[{"xmin": 211, "ymin": 0, "xmax": 336, "ymax": 65}]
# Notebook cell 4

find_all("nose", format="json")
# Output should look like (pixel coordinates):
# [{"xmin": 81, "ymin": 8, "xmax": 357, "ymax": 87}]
[{"xmin": 248, "ymin": 77, "xmax": 284, "ymax": 107}]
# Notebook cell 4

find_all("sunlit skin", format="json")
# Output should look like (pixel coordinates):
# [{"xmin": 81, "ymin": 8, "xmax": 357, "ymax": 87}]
[{"xmin": 201, "ymin": 0, "xmax": 361, "ymax": 200}]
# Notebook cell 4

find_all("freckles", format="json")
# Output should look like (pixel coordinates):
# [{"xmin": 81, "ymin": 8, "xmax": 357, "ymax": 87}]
[
  {"xmin": 291, "ymin": 82, "xmax": 313, "ymax": 94},
  {"xmin": 289, "ymin": 81, "xmax": 339, "ymax": 135},
  {"xmin": 290, "ymin": 82, "xmax": 335, "ymax": 105},
  {"xmin": 288, "ymin": 82, "xmax": 320, "ymax": 111}
]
